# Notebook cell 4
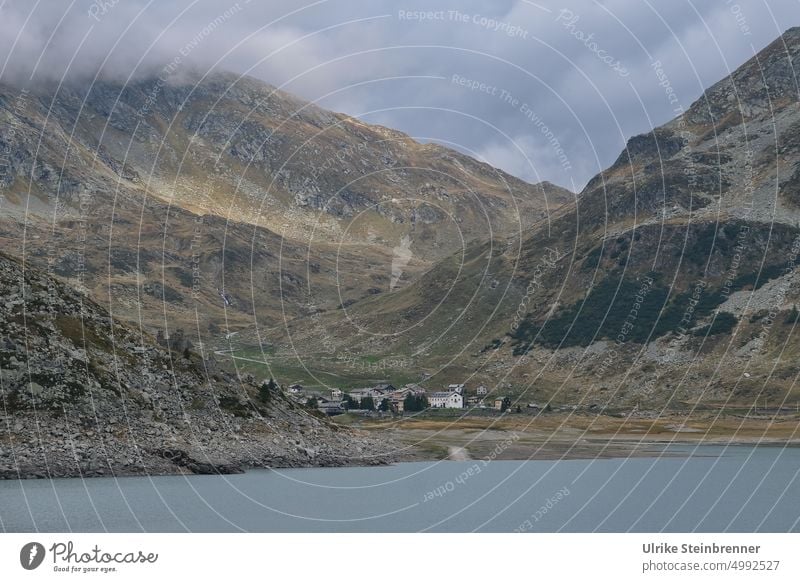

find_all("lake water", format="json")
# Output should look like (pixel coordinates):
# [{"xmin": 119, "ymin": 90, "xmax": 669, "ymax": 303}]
[{"xmin": 1, "ymin": 445, "xmax": 798, "ymax": 532}]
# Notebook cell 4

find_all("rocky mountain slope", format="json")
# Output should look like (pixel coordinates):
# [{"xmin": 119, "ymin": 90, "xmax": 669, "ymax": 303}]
[
  {"xmin": 0, "ymin": 71, "xmax": 569, "ymax": 344},
  {"xmin": 292, "ymin": 27, "xmax": 800, "ymax": 411},
  {"xmin": 4, "ymin": 27, "xmax": 799, "ymax": 422},
  {"xmin": 0, "ymin": 252, "xmax": 393, "ymax": 479}
]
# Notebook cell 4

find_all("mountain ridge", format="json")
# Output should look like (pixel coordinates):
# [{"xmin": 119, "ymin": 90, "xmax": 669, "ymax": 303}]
[
  {"xmin": 0, "ymin": 69, "xmax": 570, "ymax": 344},
  {"xmin": 3, "ymin": 27, "xmax": 800, "ymax": 418},
  {"xmin": 280, "ymin": 26, "xmax": 800, "ymax": 411}
]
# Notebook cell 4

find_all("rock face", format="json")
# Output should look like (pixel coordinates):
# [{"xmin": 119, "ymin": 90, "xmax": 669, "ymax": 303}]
[
  {"xmin": 0, "ymin": 70, "xmax": 570, "ymax": 259},
  {"xmin": 684, "ymin": 27, "xmax": 800, "ymax": 126},
  {"xmin": 0, "ymin": 252, "xmax": 393, "ymax": 479}
]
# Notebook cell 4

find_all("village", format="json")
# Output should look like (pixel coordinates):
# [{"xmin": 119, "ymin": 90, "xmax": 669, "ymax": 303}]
[{"xmin": 284, "ymin": 381, "xmax": 543, "ymax": 417}]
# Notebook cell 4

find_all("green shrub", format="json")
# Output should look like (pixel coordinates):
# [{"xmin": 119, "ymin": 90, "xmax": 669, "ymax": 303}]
[
  {"xmin": 510, "ymin": 274, "xmax": 668, "ymax": 349},
  {"xmin": 693, "ymin": 312, "xmax": 738, "ymax": 336}
]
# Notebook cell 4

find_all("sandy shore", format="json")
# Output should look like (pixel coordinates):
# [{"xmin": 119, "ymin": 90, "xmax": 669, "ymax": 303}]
[{"xmin": 349, "ymin": 412, "xmax": 800, "ymax": 462}]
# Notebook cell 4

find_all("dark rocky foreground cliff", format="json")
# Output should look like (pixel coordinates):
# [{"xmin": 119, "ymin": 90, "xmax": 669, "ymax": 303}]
[{"xmin": 0, "ymin": 252, "xmax": 395, "ymax": 479}]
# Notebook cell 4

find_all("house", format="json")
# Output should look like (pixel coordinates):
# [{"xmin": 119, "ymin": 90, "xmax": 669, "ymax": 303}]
[
  {"xmin": 430, "ymin": 391, "xmax": 463, "ymax": 409},
  {"xmin": 330, "ymin": 388, "xmax": 343, "ymax": 399},
  {"xmin": 348, "ymin": 385, "xmax": 391, "ymax": 405},
  {"xmin": 388, "ymin": 394, "xmax": 404, "ymax": 412},
  {"xmin": 389, "ymin": 386, "xmax": 424, "ymax": 410},
  {"xmin": 403, "ymin": 383, "xmax": 427, "ymax": 395},
  {"xmin": 387, "ymin": 384, "xmax": 427, "ymax": 412},
  {"xmin": 388, "ymin": 389, "xmax": 410, "ymax": 412},
  {"xmin": 318, "ymin": 401, "xmax": 346, "ymax": 416},
  {"xmin": 447, "ymin": 383, "xmax": 466, "ymax": 394},
  {"xmin": 494, "ymin": 397, "xmax": 511, "ymax": 411},
  {"xmin": 476, "ymin": 385, "xmax": 488, "ymax": 396},
  {"xmin": 347, "ymin": 388, "xmax": 372, "ymax": 404}
]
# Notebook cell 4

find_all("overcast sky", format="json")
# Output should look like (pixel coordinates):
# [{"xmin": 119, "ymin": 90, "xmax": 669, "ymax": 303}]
[{"xmin": 1, "ymin": 0, "xmax": 798, "ymax": 191}]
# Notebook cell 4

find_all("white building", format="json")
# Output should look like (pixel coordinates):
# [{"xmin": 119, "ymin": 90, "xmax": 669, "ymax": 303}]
[
  {"xmin": 430, "ymin": 391, "xmax": 463, "ymax": 409},
  {"xmin": 447, "ymin": 383, "xmax": 466, "ymax": 394},
  {"xmin": 476, "ymin": 385, "xmax": 488, "ymax": 396}
]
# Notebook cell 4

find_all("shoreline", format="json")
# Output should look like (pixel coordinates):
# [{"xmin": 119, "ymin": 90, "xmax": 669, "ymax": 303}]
[
  {"xmin": 0, "ymin": 416, "xmax": 401, "ymax": 481},
  {"xmin": 352, "ymin": 411, "xmax": 800, "ymax": 462},
  {"xmin": 5, "ymin": 436, "xmax": 798, "ymax": 480},
  {"xmin": 0, "ymin": 449, "xmax": 402, "ymax": 481},
  {"xmin": 4, "ymin": 412, "xmax": 798, "ymax": 480}
]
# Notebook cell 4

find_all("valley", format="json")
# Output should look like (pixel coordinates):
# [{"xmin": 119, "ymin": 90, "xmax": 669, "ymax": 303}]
[{"xmin": 2, "ymin": 27, "xmax": 800, "ymax": 474}]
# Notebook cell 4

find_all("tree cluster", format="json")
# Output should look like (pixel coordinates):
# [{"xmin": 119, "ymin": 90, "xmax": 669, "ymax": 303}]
[{"xmin": 403, "ymin": 394, "xmax": 429, "ymax": 412}]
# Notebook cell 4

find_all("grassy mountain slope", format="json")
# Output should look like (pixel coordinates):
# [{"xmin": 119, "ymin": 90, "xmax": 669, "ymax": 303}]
[
  {"xmin": 282, "ymin": 28, "xmax": 800, "ymax": 410},
  {"xmin": 0, "ymin": 70, "xmax": 570, "ymax": 355}
]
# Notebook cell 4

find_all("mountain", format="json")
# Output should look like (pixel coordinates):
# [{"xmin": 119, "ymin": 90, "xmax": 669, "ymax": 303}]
[
  {"xmin": 0, "ymin": 71, "xmax": 569, "ymax": 348},
  {"xmin": 290, "ymin": 27, "xmax": 800, "ymax": 410},
  {"xmin": 4, "ymin": 28, "xmax": 799, "ymax": 417},
  {"xmin": 0, "ymin": 251, "xmax": 393, "ymax": 478}
]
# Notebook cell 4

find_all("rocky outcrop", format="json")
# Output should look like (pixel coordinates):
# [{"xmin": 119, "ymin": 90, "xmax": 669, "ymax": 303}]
[
  {"xmin": 685, "ymin": 27, "xmax": 800, "ymax": 125},
  {"xmin": 0, "ymin": 252, "xmax": 395, "ymax": 479},
  {"xmin": 0, "ymin": 71, "xmax": 572, "ymax": 263}
]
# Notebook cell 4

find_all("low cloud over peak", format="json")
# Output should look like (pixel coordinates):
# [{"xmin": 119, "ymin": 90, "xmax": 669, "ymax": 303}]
[{"xmin": 1, "ymin": 0, "xmax": 796, "ymax": 190}]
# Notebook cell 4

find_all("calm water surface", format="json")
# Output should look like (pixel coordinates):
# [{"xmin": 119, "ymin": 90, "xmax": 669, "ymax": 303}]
[{"xmin": 1, "ymin": 445, "xmax": 798, "ymax": 532}]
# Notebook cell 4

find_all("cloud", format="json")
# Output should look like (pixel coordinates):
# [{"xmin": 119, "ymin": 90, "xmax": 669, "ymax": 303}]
[{"xmin": 0, "ymin": 0, "xmax": 797, "ymax": 190}]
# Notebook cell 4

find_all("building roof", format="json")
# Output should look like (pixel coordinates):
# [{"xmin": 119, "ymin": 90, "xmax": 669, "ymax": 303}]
[{"xmin": 431, "ymin": 391, "xmax": 461, "ymax": 398}]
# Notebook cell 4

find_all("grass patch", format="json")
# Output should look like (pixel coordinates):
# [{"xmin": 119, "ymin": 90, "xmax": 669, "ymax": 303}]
[
  {"xmin": 54, "ymin": 315, "xmax": 114, "ymax": 353},
  {"xmin": 227, "ymin": 351, "xmax": 418, "ymax": 390}
]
